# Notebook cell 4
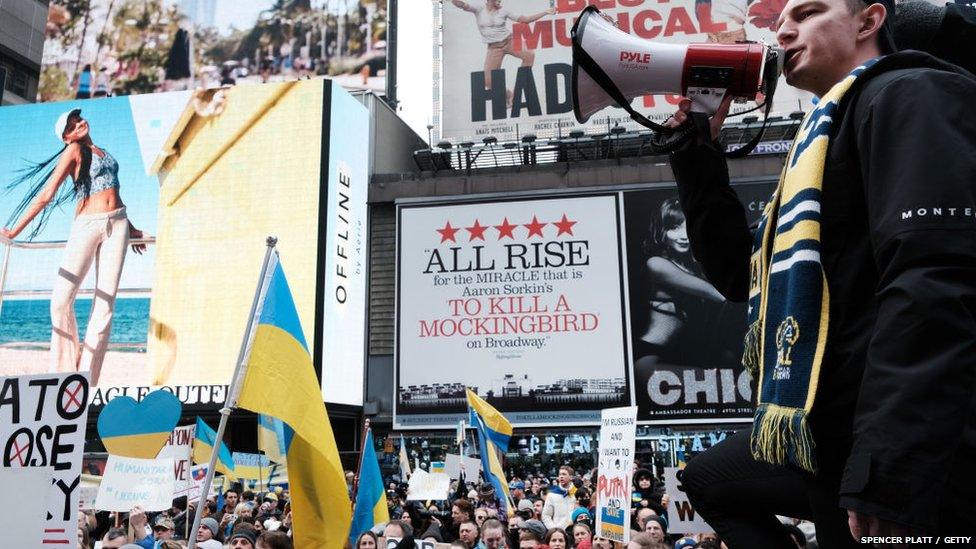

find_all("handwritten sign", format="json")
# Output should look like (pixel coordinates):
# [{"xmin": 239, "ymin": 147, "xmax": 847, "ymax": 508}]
[
  {"xmin": 157, "ymin": 424, "xmax": 195, "ymax": 496},
  {"xmin": 407, "ymin": 469, "xmax": 451, "ymax": 501},
  {"xmin": 595, "ymin": 406, "xmax": 637, "ymax": 543},
  {"xmin": 664, "ymin": 467, "xmax": 713, "ymax": 534},
  {"xmin": 0, "ymin": 372, "xmax": 89, "ymax": 545},
  {"xmin": 95, "ymin": 456, "xmax": 175, "ymax": 511}
]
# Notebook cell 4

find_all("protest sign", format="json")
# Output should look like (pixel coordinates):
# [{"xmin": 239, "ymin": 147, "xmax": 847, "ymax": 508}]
[
  {"xmin": 0, "ymin": 372, "xmax": 89, "ymax": 545},
  {"xmin": 443, "ymin": 453, "xmax": 482, "ymax": 481},
  {"xmin": 0, "ymin": 467, "xmax": 53, "ymax": 546},
  {"xmin": 595, "ymin": 406, "xmax": 638, "ymax": 543},
  {"xmin": 98, "ymin": 389, "xmax": 182, "ymax": 458},
  {"xmin": 233, "ymin": 451, "xmax": 272, "ymax": 480},
  {"xmin": 157, "ymin": 424, "xmax": 195, "ymax": 497},
  {"xmin": 664, "ymin": 467, "xmax": 713, "ymax": 534},
  {"xmin": 95, "ymin": 455, "xmax": 175, "ymax": 512},
  {"xmin": 407, "ymin": 469, "xmax": 451, "ymax": 501},
  {"xmin": 79, "ymin": 475, "xmax": 102, "ymax": 510}
]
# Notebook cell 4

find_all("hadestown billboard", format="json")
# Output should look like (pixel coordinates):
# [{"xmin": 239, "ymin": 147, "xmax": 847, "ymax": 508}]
[
  {"xmin": 439, "ymin": 0, "xmax": 813, "ymax": 142},
  {"xmin": 395, "ymin": 183, "xmax": 775, "ymax": 428}
]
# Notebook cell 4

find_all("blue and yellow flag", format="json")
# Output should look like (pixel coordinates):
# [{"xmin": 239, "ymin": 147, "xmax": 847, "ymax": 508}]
[
  {"xmin": 349, "ymin": 430, "xmax": 389, "ymax": 544},
  {"xmin": 235, "ymin": 252, "xmax": 351, "ymax": 547},
  {"xmin": 193, "ymin": 416, "xmax": 236, "ymax": 479},
  {"xmin": 258, "ymin": 414, "xmax": 292, "ymax": 464},
  {"xmin": 466, "ymin": 389, "xmax": 515, "ymax": 517}
]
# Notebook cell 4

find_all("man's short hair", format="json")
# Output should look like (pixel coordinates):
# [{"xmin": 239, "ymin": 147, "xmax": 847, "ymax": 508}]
[
  {"xmin": 103, "ymin": 528, "xmax": 127, "ymax": 541},
  {"xmin": 558, "ymin": 465, "xmax": 575, "ymax": 476},
  {"xmin": 628, "ymin": 532, "xmax": 662, "ymax": 549},
  {"xmin": 384, "ymin": 519, "xmax": 414, "ymax": 537},
  {"xmin": 482, "ymin": 518, "xmax": 504, "ymax": 536},
  {"xmin": 256, "ymin": 530, "xmax": 293, "ymax": 549}
]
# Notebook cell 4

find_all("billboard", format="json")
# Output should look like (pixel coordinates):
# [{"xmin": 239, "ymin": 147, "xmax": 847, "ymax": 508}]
[
  {"xmin": 0, "ymin": 79, "xmax": 368, "ymax": 407},
  {"xmin": 439, "ymin": 0, "xmax": 813, "ymax": 142},
  {"xmin": 396, "ymin": 195, "xmax": 631, "ymax": 427},
  {"xmin": 395, "ymin": 182, "xmax": 775, "ymax": 427},
  {"xmin": 39, "ymin": 0, "xmax": 387, "ymax": 102},
  {"xmin": 623, "ymin": 184, "xmax": 773, "ymax": 423}
]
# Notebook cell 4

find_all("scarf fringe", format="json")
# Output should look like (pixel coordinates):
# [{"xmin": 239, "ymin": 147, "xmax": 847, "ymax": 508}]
[
  {"xmin": 750, "ymin": 403, "xmax": 817, "ymax": 473},
  {"xmin": 742, "ymin": 320, "xmax": 762, "ymax": 379}
]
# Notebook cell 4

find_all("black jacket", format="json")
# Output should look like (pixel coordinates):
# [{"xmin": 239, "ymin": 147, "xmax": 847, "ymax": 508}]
[{"xmin": 668, "ymin": 51, "xmax": 976, "ymax": 532}]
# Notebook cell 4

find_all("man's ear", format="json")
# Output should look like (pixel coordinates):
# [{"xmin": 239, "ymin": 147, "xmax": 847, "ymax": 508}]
[{"xmin": 857, "ymin": 3, "xmax": 888, "ymax": 45}]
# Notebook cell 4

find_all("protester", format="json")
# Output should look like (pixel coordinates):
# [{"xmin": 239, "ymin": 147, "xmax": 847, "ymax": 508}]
[
  {"xmin": 256, "ymin": 530, "xmax": 294, "ymax": 549},
  {"xmin": 544, "ymin": 527, "xmax": 569, "ymax": 549},
  {"xmin": 101, "ymin": 528, "xmax": 129, "ymax": 549},
  {"xmin": 459, "ymin": 520, "xmax": 481, "ymax": 548},
  {"xmin": 481, "ymin": 518, "xmax": 506, "ymax": 549},
  {"xmin": 667, "ymin": 0, "xmax": 976, "ymax": 544},
  {"xmin": 196, "ymin": 517, "xmax": 223, "ymax": 549},
  {"xmin": 643, "ymin": 516, "xmax": 667, "ymax": 543},
  {"xmin": 542, "ymin": 466, "xmax": 576, "ymax": 529},
  {"xmin": 572, "ymin": 522, "xmax": 592, "ymax": 546},
  {"xmin": 230, "ymin": 527, "xmax": 258, "ymax": 549}
]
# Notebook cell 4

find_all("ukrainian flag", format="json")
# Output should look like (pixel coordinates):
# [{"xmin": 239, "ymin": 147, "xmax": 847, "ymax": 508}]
[
  {"xmin": 193, "ymin": 416, "xmax": 236, "ymax": 479},
  {"xmin": 466, "ymin": 389, "xmax": 515, "ymax": 517},
  {"xmin": 235, "ymin": 252, "xmax": 351, "ymax": 547},
  {"xmin": 349, "ymin": 430, "xmax": 389, "ymax": 544},
  {"xmin": 258, "ymin": 414, "xmax": 292, "ymax": 464}
]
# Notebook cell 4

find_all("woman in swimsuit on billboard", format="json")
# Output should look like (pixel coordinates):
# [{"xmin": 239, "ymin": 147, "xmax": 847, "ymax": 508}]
[
  {"xmin": 1, "ymin": 108, "xmax": 146, "ymax": 385},
  {"xmin": 451, "ymin": 0, "xmax": 556, "ymax": 106}
]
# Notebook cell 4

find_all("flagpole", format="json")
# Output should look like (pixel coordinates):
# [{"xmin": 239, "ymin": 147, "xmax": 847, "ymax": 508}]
[
  {"xmin": 351, "ymin": 418, "xmax": 371, "ymax": 505},
  {"xmin": 187, "ymin": 237, "xmax": 278, "ymax": 549}
]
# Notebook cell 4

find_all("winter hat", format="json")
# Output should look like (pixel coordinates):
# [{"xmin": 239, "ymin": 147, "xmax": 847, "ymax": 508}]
[
  {"xmin": 200, "ymin": 517, "xmax": 219, "ymax": 537},
  {"xmin": 517, "ymin": 499, "xmax": 534, "ymax": 512},
  {"xmin": 230, "ymin": 530, "xmax": 257, "ymax": 545},
  {"xmin": 572, "ymin": 508, "xmax": 592, "ymax": 523},
  {"xmin": 519, "ymin": 519, "xmax": 547, "ymax": 540}
]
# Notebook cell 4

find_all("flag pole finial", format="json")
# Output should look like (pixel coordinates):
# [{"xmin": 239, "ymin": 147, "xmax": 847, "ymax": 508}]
[{"xmin": 266, "ymin": 236, "xmax": 278, "ymax": 247}]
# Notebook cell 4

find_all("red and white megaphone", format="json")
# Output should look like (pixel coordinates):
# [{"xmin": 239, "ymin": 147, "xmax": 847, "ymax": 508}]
[{"xmin": 571, "ymin": 6, "xmax": 782, "ymax": 154}]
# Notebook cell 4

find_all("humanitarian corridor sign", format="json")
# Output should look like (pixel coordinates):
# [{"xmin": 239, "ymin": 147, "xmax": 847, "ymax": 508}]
[
  {"xmin": 0, "ymin": 372, "xmax": 89, "ymax": 546},
  {"xmin": 396, "ymin": 195, "xmax": 630, "ymax": 427}
]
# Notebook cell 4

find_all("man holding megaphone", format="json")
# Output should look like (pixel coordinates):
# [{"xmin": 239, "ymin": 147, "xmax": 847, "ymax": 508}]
[{"xmin": 651, "ymin": 0, "xmax": 976, "ymax": 546}]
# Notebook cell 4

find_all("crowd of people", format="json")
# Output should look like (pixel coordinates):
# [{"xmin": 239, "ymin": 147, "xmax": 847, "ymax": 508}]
[
  {"xmin": 77, "ymin": 487, "xmax": 294, "ymax": 549},
  {"xmin": 360, "ymin": 465, "xmax": 816, "ymax": 549}
]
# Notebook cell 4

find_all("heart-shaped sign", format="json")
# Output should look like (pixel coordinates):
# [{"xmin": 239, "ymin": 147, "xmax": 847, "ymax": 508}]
[{"xmin": 97, "ymin": 390, "xmax": 182, "ymax": 458}]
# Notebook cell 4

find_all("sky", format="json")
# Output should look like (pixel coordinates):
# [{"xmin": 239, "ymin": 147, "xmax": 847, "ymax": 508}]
[{"xmin": 394, "ymin": 0, "xmax": 434, "ymax": 141}]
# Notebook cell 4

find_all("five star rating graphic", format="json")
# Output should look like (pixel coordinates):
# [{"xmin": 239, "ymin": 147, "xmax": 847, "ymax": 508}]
[{"xmin": 436, "ymin": 215, "xmax": 578, "ymax": 243}]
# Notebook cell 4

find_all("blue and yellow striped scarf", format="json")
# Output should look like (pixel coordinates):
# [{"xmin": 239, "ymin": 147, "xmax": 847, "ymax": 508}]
[{"xmin": 743, "ymin": 60, "xmax": 878, "ymax": 473}]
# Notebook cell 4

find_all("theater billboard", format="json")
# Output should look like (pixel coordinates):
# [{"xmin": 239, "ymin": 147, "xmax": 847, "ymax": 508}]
[
  {"xmin": 395, "ymin": 182, "xmax": 775, "ymax": 428},
  {"xmin": 439, "ymin": 0, "xmax": 812, "ymax": 142}
]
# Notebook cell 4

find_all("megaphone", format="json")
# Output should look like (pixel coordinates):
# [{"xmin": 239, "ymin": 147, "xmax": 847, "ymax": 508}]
[{"xmin": 571, "ymin": 6, "xmax": 782, "ymax": 155}]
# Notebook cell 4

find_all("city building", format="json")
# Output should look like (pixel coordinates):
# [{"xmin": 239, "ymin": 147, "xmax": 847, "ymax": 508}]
[{"xmin": 0, "ymin": 0, "xmax": 46, "ymax": 104}]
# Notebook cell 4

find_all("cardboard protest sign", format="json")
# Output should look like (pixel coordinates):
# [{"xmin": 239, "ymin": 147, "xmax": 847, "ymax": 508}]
[
  {"xmin": 595, "ymin": 406, "xmax": 638, "ymax": 543},
  {"xmin": 407, "ymin": 469, "xmax": 451, "ymax": 501},
  {"xmin": 78, "ymin": 474, "xmax": 102, "ymax": 510},
  {"xmin": 665, "ymin": 467, "xmax": 713, "ymax": 534},
  {"xmin": 95, "ymin": 455, "xmax": 175, "ymax": 512},
  {"xmin": 0, "ymin": 467, "xmax": 54, "ymax": 546},
  {"xmin": 0, "ymin": 372, "xmax": 89, "ymax": 545},
  {"xmin": 443, "ymin": 453, "xmax": 482, "ymax": 481},
  {"xmin": 156, "ymin": 424, "xmax": 195, "ymax": 496}
]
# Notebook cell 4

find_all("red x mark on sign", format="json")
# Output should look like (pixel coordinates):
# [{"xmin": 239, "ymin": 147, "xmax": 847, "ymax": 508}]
[
  {"xmin": 9, "ymin": 434, "xmax": 31, "ymax": 466},
  {"xmin": 62, "ymin": 380, "xmax": 85, "ymax": 413}
]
